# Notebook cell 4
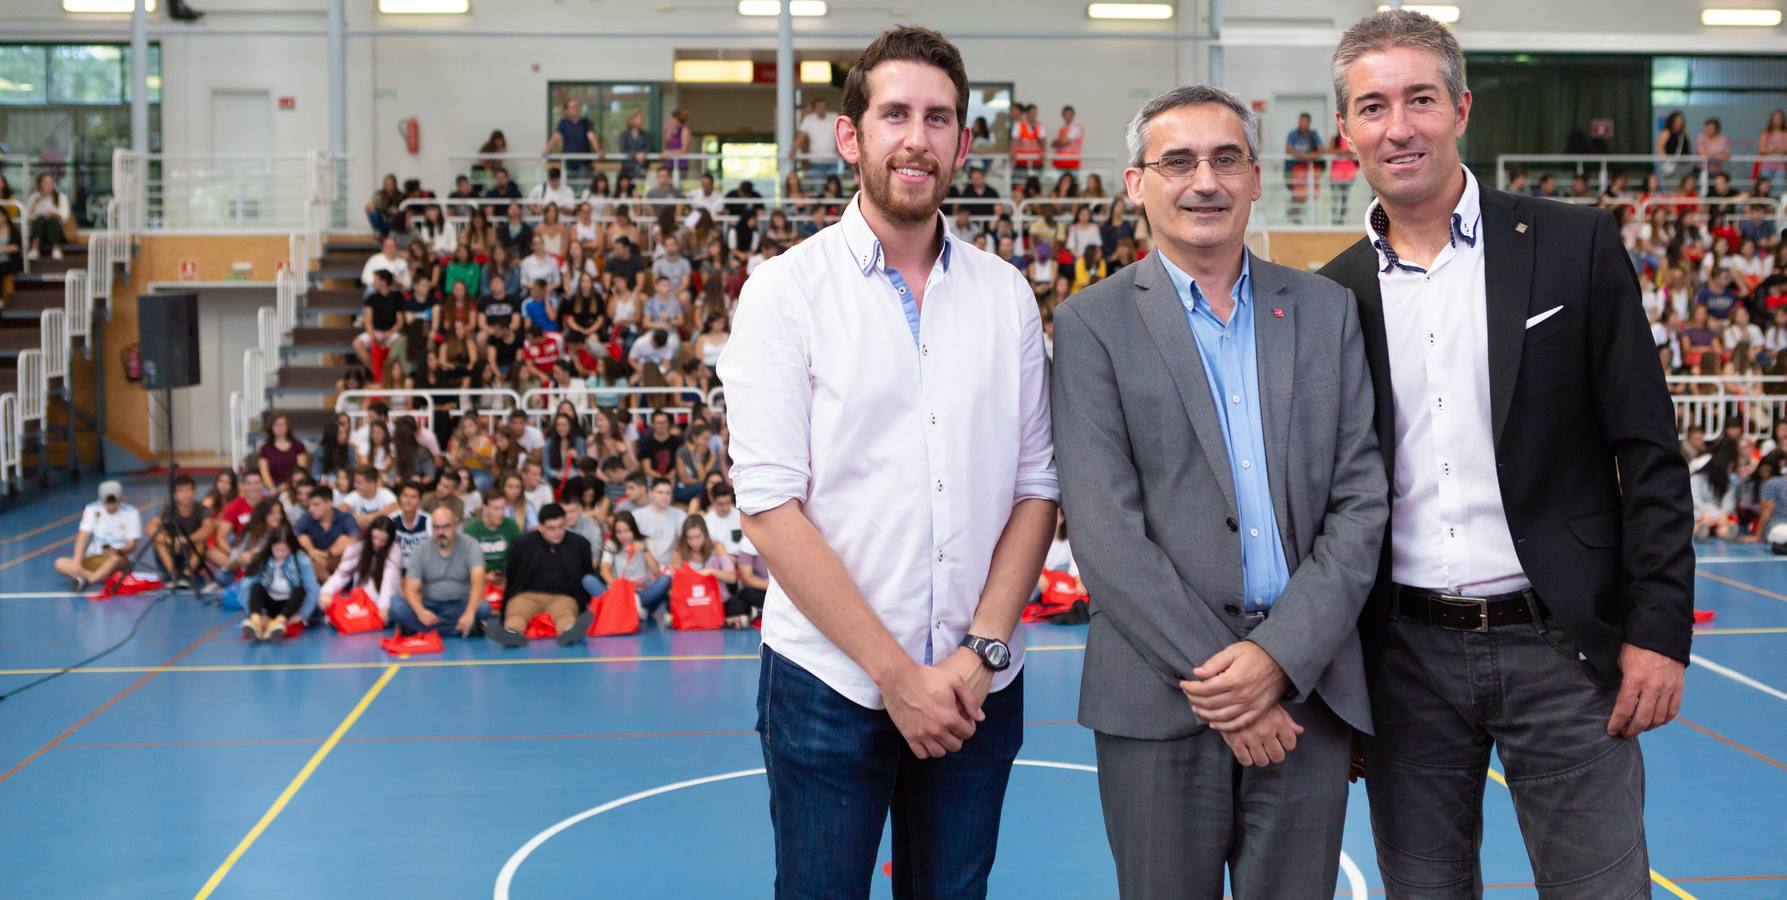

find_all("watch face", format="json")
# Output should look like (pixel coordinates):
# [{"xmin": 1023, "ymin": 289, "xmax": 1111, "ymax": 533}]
[{"xmin": 984, "ymin": 642, "xmax": 1010, "ymax": 670}]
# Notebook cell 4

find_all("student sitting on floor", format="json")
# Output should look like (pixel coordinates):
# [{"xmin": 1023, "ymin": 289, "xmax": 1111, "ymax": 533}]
[
  {"xmin": 394, "ymin": 505, "xmax": 486, "ymax": 637},
  {"xmin": 296, "ymin": 486, "xmax": 359, "ymax": 581},
  {"xmin": 56, "ymin": 480, "xmax": 142, "ymax": 591},
  {"xmin": 482, "ymin": 503, "xmax": 596, "ymax": 647},
  {"xmin": 243, "ymin": 525, "xmax": 305, "ymax": 642},
  {"xmin": 463, "ymin": 491, "xmax": 521, "ymax": 595},
  {"xmin": 149, "ymin": 474, "xmax": 216, "ymax": 591},
  {"xmin": 320, "ymin": 517, "xmax": 403, "ymax": 619},
  {"xmin": 600, "ymin": 511, "xmax": 672, "ymax": 625},
  {"xmin": 670, "ymin": 515, "xmax": 737, "ymax": 622}
]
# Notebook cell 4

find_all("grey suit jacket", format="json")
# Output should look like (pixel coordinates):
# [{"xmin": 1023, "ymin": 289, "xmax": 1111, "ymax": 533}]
[{"xmin": 1052, "ymin": 249, "xmax": 1387, "ymax": 739}]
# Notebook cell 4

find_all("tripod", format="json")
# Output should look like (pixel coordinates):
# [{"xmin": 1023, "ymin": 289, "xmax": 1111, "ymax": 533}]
[{"xmin": 134, "ymin": 363, "xmax": 213, "ymax": 602}]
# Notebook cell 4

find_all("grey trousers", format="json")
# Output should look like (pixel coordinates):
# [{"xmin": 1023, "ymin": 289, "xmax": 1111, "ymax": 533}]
[
  {"xmin": 1362, "ymin": 602, "xmax": 1651, "ymax": 900},
  {"xmin": 1094, "ymin": 697, "xmax": 1351, "ymax": 900}
]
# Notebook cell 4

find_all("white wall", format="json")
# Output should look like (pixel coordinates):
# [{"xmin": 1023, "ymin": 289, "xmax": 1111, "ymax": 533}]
[{"xmin": 4, "ymin": 0, "xmax": 1784, "ymax": 217}]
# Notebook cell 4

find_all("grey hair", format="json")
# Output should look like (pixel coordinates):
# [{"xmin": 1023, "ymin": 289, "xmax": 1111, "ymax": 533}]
[
  {"xmin": 1331, "ymin": 8, "xmax": 1467, "ymax": 117},
  {"xmin": 1124, "ymin": 85, "xmax": 1260, "ymax": 168}
]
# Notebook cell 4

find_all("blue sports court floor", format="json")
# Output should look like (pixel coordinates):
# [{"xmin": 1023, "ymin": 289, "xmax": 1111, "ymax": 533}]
[{"xmin": 1, "ymin": 476, "xmax": 1784, "ymax": 898}]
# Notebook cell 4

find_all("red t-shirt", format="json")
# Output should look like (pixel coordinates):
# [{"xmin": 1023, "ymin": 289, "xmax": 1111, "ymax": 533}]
[
  {"xmin": 220, "ymin": 496, "xmax": 254, "ymax": 537},
  {"xmin": 521, "ymin": 334, "xmax": 563, "ymax": 371}
]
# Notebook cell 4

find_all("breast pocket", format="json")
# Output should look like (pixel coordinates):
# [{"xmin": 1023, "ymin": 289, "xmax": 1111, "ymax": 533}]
[{"xmin": 1524, "ymin": 305, "xmax": 1571, "ymax": 346}]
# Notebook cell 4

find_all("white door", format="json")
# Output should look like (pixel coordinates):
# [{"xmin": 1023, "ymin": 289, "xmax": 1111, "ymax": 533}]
[
  {"xmin": 210, "ymin": 90, "xmax": 275, "ymax": 226},
  {"xmin": 171, "ymin": 288, "xmax": 269, "ymax": 459}
]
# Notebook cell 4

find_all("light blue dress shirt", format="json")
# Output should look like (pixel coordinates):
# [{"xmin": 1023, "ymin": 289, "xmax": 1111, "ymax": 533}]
[{"xmin": 1157, "ymin": 252, "xmax": 1291, "ymax": 612}]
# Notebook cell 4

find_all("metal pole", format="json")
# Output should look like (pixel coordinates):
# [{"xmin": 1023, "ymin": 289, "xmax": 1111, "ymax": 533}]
[
  {"xmin": 1207, "ymin": 0, "xmax": 1224, "ymax": 87},
  {"xmin": 131, "ymin": 0, "xmax": 148, "ymax": 154},
  {"xmin": 328, "ymin": 0, "xmax": 346, "ymax": 160},
  {"xmin": 776, "ymin": 2, "xmax": 795, "ymax": 184}
]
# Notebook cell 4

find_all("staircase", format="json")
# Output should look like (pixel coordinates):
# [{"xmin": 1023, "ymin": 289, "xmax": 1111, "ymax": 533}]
[{"xmin": 255, "ymin": 238, "xmax": 375, "ymax": 441}]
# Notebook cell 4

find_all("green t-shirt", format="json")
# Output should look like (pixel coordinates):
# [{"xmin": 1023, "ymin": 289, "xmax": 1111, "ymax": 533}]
[{"xmin": 462, "ymin": 517, "xmax": 522, "ymax": 573}]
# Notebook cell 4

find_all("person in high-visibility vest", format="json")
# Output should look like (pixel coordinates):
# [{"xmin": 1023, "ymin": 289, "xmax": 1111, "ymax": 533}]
[
  {"xmin": 1013, "ymin": 103, "xmax": 1044, "ymax": 172},
  {"xmin": 1051, "ymin": 104, "xmax": 1084, "ymax": 171}
]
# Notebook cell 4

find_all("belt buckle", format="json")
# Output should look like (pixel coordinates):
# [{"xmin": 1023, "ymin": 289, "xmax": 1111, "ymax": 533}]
[{"xmin": 1433, "ymin": 594, "xmax": 1490, "ymax": 633}]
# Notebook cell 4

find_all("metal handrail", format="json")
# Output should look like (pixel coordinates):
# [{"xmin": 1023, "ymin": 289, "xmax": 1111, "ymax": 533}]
[
  {"xmin": 18, "ymin": 350, "xmax": 44, "ymax": 425},
  {"xmin": 336, "ymin": 387, "xmax": 525, "ymax": 432},
  {"xmin": 244, "ymin": 349, "xmax": 266, "ymax": 423},
  {"xmin": 1497, "ymin": 153, "xmax": 1787, "ymax": 197},
  {"xmin": 41, "ymin": 309, "xmax": 66, "ymax": 386},
  {"xmin": 228, "ymin": 390, "xmax": 247, "ymax": 469},
  {"xmin": 257, "ymin": 307, "xmax": 279, "ymax": 399},
  {"xmin": 0, "ymin": 393, "xmax": 19, "ymax": 492},
  {"xmin": 64, "ymin": 270, "xmax": 89, "ymax": 348}
]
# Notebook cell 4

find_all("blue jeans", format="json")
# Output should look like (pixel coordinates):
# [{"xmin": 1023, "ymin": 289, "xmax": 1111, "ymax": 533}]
[
  {"xmin": 219, "ymin": 556, "xmax": 321, "ymax": 622},
  {"xmin": 756, "ymin": 646, "xmax": 1023, "ymax": 900},
  {"xmin": 673, "ymin": 482, "xmax": 704, "ymax": 504},
  {"xmin": 582, "ymin": 574, "xmax": 608, "ymax": 599},
  {"xmin": 389, "ymin": 594, "xmax": 474, "ymax": 634},
  {"xmin": 636, "ymin": 574, "xmax": 672, "ymax": 615}
]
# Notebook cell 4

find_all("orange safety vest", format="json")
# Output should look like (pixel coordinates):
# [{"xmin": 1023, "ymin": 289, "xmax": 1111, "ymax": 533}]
[
  {"xmin": 1014, "ymin": 120, "xmax": 1043, "ymax": 165},
  {"xmin": 1052, "ymin": 123, "xmax": 1083, "ymax": 170}
]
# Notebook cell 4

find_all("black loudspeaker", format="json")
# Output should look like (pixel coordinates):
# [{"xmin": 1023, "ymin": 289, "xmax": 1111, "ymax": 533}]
[{"xmin": 138, "ymin": 292, "xmax": 201, "ymax": 390}]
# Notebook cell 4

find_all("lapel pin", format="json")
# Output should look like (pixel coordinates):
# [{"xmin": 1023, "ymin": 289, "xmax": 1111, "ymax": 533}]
[
  {"xmin": 1273, "ymin": 308, "xmax": 1285, "ymax": 318},
  {"xmin": 1515, "ymin": 222, "xmax": 1528, "ymax": 234}
]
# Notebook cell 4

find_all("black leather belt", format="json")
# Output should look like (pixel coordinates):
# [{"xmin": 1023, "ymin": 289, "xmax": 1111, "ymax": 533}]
[{"xmin": 1392, "ymin": 584, "xmax": 1536, "ymax": 633}]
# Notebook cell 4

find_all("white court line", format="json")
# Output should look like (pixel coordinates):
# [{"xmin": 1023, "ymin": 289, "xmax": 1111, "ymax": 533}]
[
  {"xmin": 0, "ymin": 591, "xmax": 89, "ymax": 600},
  {"xmin": 493, "ymin": 761, "xmax": 1368, "ymax": 900},
  {"xmin": 1690, "ymin": 653, "xmax": 1787, "ymax": 704},
  {"xmin": 1692, "ymin": 556, "xmax": 1787, "ymax": 564}
]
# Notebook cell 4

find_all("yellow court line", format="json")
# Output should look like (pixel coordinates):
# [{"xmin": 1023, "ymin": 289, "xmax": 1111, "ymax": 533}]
[
  {"xmin": 1694, "ymin": 627, "xmax": 1787, "ymax": 635},
  {"xmin": 1696, "ymin": 569, "xmax": 1787, "ymax": 605},
  {"xmin": 193, "ymin": 664, "xmax": 400, "ymax": 900},
  {"xmin": 0, "ymin": 643, "xmax": 1090, "ymax": 678},
  {"xmin": 1485, "ymin": 768, "xmax": 1696, "ymax": 900}
]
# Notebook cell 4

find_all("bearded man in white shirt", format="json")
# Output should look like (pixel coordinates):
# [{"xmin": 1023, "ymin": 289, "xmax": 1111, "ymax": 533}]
[{"xmin": 719, "ymin": 26, "xmax": 1058, "ymax": 900}]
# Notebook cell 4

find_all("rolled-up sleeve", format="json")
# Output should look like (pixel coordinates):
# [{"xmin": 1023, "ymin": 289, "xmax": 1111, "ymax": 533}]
[
  {"xmin": 718, "ymin": 260, "xmax": 815, "ymax": 516},
  {"xmin": 1011, "ymin": 273, "xmax": 1060, "ymax": 506}
]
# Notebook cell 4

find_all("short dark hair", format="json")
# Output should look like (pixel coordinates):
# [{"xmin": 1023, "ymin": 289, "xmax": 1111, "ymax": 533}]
[
  {"xmin": 842, "ymin": 27, "xmax": 969, "ymax": 132},
  {"xmin": 537, "ymin": 503, "xmax": 565, "ymax": 523},
  {"xmin": 355, "ymin": 464, "xmax": 378, "ymax": 483},
  {"xmin": 709, "ymin": 483, "xmax": 735, "ymax": 501},
  {"xmin": 398, "ymin": 481, "xmax": 422, "ymax": 497},
  {"xmin": 370, "ymin": 401, "xmax": 390, "ymax": 417},
  {"xmin": 173, "ymin": 473, "xmax": 196, "ymax": 490},
  {"xmin": 624, "ymin": 471, "xmax": 649, "ymax": 488},
  {"xmin": 311, "ymin": 486, "xmax": 334, "ymax": 503},
  {"xmin": 651, "ymin": 477, "xmax": 674, "ymax": 492}
]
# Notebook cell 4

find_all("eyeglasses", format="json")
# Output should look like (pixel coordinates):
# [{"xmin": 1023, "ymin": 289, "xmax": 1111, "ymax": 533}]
[{"xmin": 1140, "ymin": 154, "xmax": 1255, "ymax": 178}]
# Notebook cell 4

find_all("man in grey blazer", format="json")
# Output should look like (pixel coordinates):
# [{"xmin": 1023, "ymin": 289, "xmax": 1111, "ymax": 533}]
[{"xmin": 1051, "ymin": 85, "xmax": 1388, "ymax": 898}]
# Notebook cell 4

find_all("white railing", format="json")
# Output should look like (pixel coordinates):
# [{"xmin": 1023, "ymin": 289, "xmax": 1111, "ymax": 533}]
[
  {"xmin": 276, "ymin": 268, "xmax": 300, "ymax": 339},
  {"xmin": 521, "ymin": 385, "xmax": 709, "ymax": 423},
  {"xmin": 63, "ymin": 270, "xmax": 90, "ymax": 348},
  {"xmin": 1668, "ymin": 375, "xmax": 1787, "ymax": 441},
  {"xmin": 1497, "ymin": 154, "xmax": 1787, "ymax": 197},
  {"xmin": 228, "ymin": 390, "xmax": 248, "ymax": 469},
  {"xmin": 1632, "ymin": 195, "xmax": 1787, "ymax": 234},
  {"xmin": 18, "ymin": 350, "xmax": 44, "ymax": 425},
  {"xmin": 85, "ymin": 227, "xmax": 109, "ymax": 307},
  {"xmin": 257, "ymin": 306, "xmax": 280, "ymax": 393},
  {"xmin": 243, "ymin": 349, "xmax": 267, "ymax": 422},
  {"xmin": 336, "ymin": 387, "xmax": 524, "ymax": 433},
  {"xmin": 288, "ymin": 233, "xmax": 310, "ymax": 283},
  {"xmin": 0, "ymin": 393, "xmax": 19, "ymax": 492},
  {"xmin": 41, "ymin": 309, "xmax": 66, "ymax": 388}
]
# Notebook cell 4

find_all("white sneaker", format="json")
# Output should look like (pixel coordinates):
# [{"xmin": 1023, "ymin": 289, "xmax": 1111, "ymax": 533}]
[
  {"xmin": 51, "ymin": 247, "xmax": 63, "ymax": 260},
  {"xmin": 25, "ymin": 248, "xmax": 38, "ymax": 261},
  {"xmin": 653, "ymin": 608, "xmax": 673, "ymax": 629}
]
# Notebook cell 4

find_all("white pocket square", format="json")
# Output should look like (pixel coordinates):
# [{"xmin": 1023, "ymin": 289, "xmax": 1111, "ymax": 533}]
[{"xmin": 1525, "ymin": 306, "xmax": 1564, "ymax": 329}]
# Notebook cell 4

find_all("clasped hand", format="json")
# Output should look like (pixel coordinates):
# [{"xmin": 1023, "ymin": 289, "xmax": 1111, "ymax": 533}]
[{"xmin": 1180, "ymin": 641, "xmax": 1299, "ymax": 766}]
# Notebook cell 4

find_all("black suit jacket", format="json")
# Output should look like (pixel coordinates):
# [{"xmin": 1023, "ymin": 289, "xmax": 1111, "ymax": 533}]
[{"xmin": 1316, "ymin": 185, "xmax": 1694, "ymax": 676}]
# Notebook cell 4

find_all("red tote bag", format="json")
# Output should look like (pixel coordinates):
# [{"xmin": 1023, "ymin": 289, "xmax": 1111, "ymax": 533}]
[
  {"xmin": 327, "ymin": 587, "xmax": 386, "ymax": 634},
  {"xmin": 380, "ymin": 630, "xmax": 444, "ymax": 655},
  {"xmin": 668, "ymin": 566, "xmax": 725, "ymax": 631},
  {"xmin": 589, "ymin": 580, "xmax": 641, "ymax": 636}
]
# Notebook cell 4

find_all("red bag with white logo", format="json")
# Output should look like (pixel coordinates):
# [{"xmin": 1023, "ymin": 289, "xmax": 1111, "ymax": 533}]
[
  {"xmin": 589, "ymin": 580, "xmax": 640, "ymax": 637},
  {"xmin": 485, "ymin": 582, "xmax": 505, "ymax": 612},
  {"xmin": 1022, "ymin": 569, "xmax": 1087, "ymax": 623},
  {"xmin": 668, "ymin": 566, "xmax": 724, "ymax": 631},
  {"xmin": 87, "ymin": 571, "xmax": 164, "ymax": 601},
  {"xmin": 326, "ymin": 587, "xmax": 385, "ymax": 634},
  {"xmin": 380, "ymin": 630, "xmax": 444, "ymax": 655}
]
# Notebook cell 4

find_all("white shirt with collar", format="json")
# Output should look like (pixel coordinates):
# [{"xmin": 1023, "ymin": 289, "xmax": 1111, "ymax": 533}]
[
  {"xmin": 1370, "ymin": 165, "xmax": 1530, "ymax": 596},
  {"xmin": 719, "ymin": 194, "xmax": 1059, "ymax": 709}
]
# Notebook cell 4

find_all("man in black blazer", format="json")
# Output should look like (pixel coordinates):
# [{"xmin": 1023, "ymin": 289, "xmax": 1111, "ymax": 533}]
[{"xmin": 1317, "ymin": 10, "xmax": 1694, "ymax": 899}]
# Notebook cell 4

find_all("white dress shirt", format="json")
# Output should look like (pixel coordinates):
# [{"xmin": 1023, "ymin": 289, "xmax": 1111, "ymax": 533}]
[
  {"xmin": 1370, "ymin": 166, "xmax": 1530, "ymax": 595},
  {"xmin": 719, "ymin": 195, "xmax": 1059, "ymax": 709}
]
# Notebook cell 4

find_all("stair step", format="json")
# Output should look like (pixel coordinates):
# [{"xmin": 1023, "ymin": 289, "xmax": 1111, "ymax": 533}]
[
  {"xmin": 0, "ymin": 329, "xmax": 38, "ymax": 357},
  {"xmin": 325, "ymin": 240, "xmax": 381, "ymax": 255},
  {"xmin": 3, "ymin": 292, "xmax": 63, "ymax": 317},
  {"xmin": 290, "ymin": 326, "xmax": 360, "ymax": 348},
  {"xmin": 304, "ymin": 288, "xmax": 364, "ymax": 312},
  {"xmin": 274, "ymin": 365, "xmax": 342, "ymax": 391}
]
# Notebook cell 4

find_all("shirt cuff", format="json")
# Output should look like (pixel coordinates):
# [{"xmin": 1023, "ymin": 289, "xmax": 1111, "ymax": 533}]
[{"xmin": 733, "ymin": 467, "xmax": 811, "ymax": 516}]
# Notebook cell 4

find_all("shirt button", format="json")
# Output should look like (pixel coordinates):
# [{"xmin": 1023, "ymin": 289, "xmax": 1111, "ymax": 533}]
[
  {"xmin": 1249, "ymin": 528, "xmax": 1260, "ymax": 537},
  {"xmin": 930, "ymin": 414, "xmax": 937, "ymax": 425},
  {"xmin": 1240, "ymin": 460, "xmax": 1251, "ymax": 469},
  {"xmin": 937, "ymin": 481, "xmax": 944, "ymax": 492},
  {"xmin": 1230, "ymin": 394, "xmax": 1241, "ymax": 404},
  {"xmin": 922, "ymin": 345, "xmax": 928, "ymax": 357},
  {"xmin": 937, "ymin": 550, "xmax": 945, "ymax": 562},
  {"xmin": 898, "ymin": 287, "xmax": 907, "ymax": 294}
]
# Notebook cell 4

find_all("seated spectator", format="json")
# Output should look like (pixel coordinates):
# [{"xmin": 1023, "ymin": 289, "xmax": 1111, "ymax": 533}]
[
  {"xmin": 517, "ymin": 327, "xmax": 562, "ymax": 393},
  {"xmin": 395, "ymin": 506, "xmax": 487, "ymax": 637},
  {"xmin": 506, "ymin": 408, "xmax": 547, "ymax": 457},
  {"xmin": 496, "ymin": 471, "xmax": 537, "ymax": 532},
  {"xmin": 671, "ymin": 515, "xmax": 736, "ymax": 600},
  {"xmin": 522, "ymin": 280, "xmax": 559, "ymax": 335},
  {"xmin": 216, "ymin": 496, "xmax": 286, "ymax": 586},
  {"xmin": 354, "ymin": 270, "xmax": 404, "ymax": 375},
  {"xmin": 632, "ymin": 477, "xmax": 686, "ymax": 562},
  {"xmin": 605, "ymin": 238, "xmax": 645, "ymax": 292},
  {"xmin": 360, "ymin": 236, "xmax": 410, "ymax": 291},
  {"xmin": 464, "ymin": 491, "xmax": 522, "ymax": 593},
  {"xmin": 1697, "ymin": 268, "xmax": 1744, "ymax": 320},
  {"xmin": 1692, "ymin": 444, "xmax": 1741, "ymax": 541},
  {"xmin": 56, "ymin": 480, "xmax": 142, "ymax": 590},
  {"xmin": 730, "ymin": 533, "xmax": 770, "ymax": 628},
  {"xmin": 483, "ymin": 503, "xmax": 596, "ymax": 647},
  {"xmin": 150, "ymin": 474, "xmax": 216, "ymax": 590},
  {"xmin": 601, "ymin": 511, "xmax": 672, "ymax": 624},
  {"xmin": 674, "ymin": 422, "xmax": 719, "ymax": 504},
  {"xmin": 320, "ymin": 517, "xmax": 404, "ymax": 617},
  {"xmin": 296, "ymin": 486, "xmax": 359, "ymax": 580},
  {"xmin": 498, "ymin": 201, "xmax": 533, "ymax": 257},
  {"xmin": 256, "ymin": 413, "xmax": 310, "ymax": 491},
  {"xmin": 421, "ymin": 469, "xmax": 466, "ymax": 520},
  {"xmin": 611, "ymin": 467, "xmax": 647, "ymax": 512},
  {"xmin": 702, "ymin": 483, "xmax": 743, "ymax": 554},
  {"xmin": 390, "ymin": 418, "xmax": 439, "ymax": 488},
  {"xmin": 242, "ymin": 525, "xmax": 305, "ymax": 642},
  {"xmin": 207, "ymin": 471, "xmax": 266, "ymax": 572},
  {"xmin": 522, "ymin": 460, "xmax": 555, "ymax": 520},
  {"xmin": 1757, "ymin": 462, "xmax": 1787, "ymax": 549},
  {"xmin": 366, "ymin": 173, "xmax": 402, "ymax": 237},
  {"xmin": 340, "ymin": 465, "xmax": 399, "ymax": 531},
  {"xmin": 24, "ymin": 172, "xmax": 72, "ymax": 260},
  {"xmin": 449, "ymin": 417, "xmax": 497, "ymax": 493},
  {"xmin": 519, "ymin": 235, "xmax": 562, "ymax": 294},
  {"xmin": 562, "ymin": 491, "xmax": 604, "ymax": 550},
  {"xmin": 643, "ymin": 276, "xmax": 685, "ymax": 334},
  {"xmin": 543, "ymin": 413, "xmax": 586, "ymax": 484},
  {"xmin": 628, "ymin": 328, "xmax": 677, "ymax": 371},
  {"xmin": 528, "ymin": 167, "xmax": 577, "ymax": 215}
]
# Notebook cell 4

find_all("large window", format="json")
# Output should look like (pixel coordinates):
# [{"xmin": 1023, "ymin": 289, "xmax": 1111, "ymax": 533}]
[
  {"xmin": 547, "ymin": 81, "xmax": 660, "ymax": 157},
  {"xmin": 0, "ymin": 42, "xmax": 161, "ymax": 226}
]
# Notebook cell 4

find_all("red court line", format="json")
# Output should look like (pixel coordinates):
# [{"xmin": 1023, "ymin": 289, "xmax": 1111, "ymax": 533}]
[
  {"xmin": 0, "ymin": 622, "xmax": 228, "ymax": 785},
  {"xmin": 1696, "ymin": 569, "xmax": 1787, "ymax": 604},
  {"xmin": 1675, "ymin": 716, "xmax": 1787, "ymax": 773}
]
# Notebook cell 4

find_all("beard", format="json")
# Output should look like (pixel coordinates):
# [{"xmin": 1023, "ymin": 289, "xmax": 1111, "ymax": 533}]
[{"xmin": 857, "ymin": 146, "xmax": 956, "ymax": 227}]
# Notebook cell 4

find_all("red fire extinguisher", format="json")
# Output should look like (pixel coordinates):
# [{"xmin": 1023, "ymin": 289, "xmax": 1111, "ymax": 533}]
[
  {"xmin": 398, "ymin": 117, "xmax": 420, "ymax": 155},
  {"xmin": 122, "ymin": 343, "xmax": 142, "ymax": 383}
]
